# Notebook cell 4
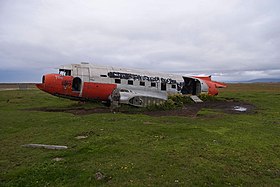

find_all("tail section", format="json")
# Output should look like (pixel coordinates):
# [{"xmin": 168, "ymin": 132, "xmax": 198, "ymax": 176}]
[
  {"xmin": 194, "ymin": 75, "xmax": 227, "ymax": 88},
  {"xmin": 193, "ymin": 75, "xmax": 226, "ymax": 96},
  {"xmin": 194, "ymin": 75, "xmax": 212, "ymax": 81}
]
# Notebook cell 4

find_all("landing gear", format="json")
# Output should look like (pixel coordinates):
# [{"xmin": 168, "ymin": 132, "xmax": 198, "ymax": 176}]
[{"xmin": 108, "ymin": 88, "xmax": 121, "ymax": 110}]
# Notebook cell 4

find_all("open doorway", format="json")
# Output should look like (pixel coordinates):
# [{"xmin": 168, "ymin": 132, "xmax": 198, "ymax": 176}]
[
  {"xmin": 181, "ymin": 77, "xmax": 201, "ymax": 95},
  {"xmin": 72, "ymin": 77, "xmax": 82, "ymax": 92}
]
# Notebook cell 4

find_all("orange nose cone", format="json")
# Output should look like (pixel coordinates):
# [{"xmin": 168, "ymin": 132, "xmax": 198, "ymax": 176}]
[{"xmin": 36, "ymin": 83, "xmax": 44, "ymax": 91}]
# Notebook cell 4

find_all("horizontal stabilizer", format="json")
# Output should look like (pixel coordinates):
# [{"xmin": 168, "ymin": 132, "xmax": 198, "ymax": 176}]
[
  {"xmin": 194, "ymin": 75, "xmax": 212, "ymax": 81},
  {"xmin": 213, "ymin": 81, "xmax": 227, "ymax": 88},
  {"xmin": 194, "ymin": 76, "xmax": 227, "ymax": 88}
]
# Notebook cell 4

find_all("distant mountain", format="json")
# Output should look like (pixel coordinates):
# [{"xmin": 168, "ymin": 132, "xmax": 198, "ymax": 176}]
[
  {"xmin": 246, "ymin": 78, "xmax": 280, "ymax": 83},
  {"xmin": 226, "ymin": 78, "xmax": 280, "ymax": 83}
]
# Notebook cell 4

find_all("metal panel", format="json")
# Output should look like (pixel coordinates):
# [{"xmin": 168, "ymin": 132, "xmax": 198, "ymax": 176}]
[{"xmin": 77, "ymin": 67, "xmax": 90, "ymax": 82}]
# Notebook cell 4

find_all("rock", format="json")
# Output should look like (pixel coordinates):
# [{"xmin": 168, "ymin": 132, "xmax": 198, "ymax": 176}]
[
  {"xmin": 52, "ymin": 157, "xmax": 64, "ymax": 161},
  {"xmin": 95, "ymin": 172, "xmax": 105, "ymax": 180},
  {"xmin": 75, "ymin": 135, "xmax": 88, "ymax": 139}
]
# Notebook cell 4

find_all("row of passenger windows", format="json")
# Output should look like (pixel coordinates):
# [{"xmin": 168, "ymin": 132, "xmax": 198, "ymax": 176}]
[{"xmin": 114, "ymin": 79, "xmax": 176, "ymax": 90}]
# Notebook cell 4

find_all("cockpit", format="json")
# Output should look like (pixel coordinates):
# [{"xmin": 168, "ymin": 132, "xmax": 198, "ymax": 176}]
[{"xmin": 59, "ymin": 69, "xmax": 71, "ymax": 76}]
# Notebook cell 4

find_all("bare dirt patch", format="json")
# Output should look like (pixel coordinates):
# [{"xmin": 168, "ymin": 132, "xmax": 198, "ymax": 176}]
[
  {"xmin": 141, "ymin": 100, "xmax": 255, "ymax": 117},
  {"xmin": 29, "ymin": 100, "xmax": 255, "ymax": 117}
]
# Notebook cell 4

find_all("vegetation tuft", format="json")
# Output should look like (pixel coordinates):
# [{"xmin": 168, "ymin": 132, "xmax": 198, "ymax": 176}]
[
  {"xmin": 146, "ymin": 98, "xmax": 177, "ymax": 111},
  {"xmin": 168, "ymin": 93, "xmax": 193, "ymax": 105},
  {"xmin": 147, "ymin": 94, "xmax": 216, "ymax": 111}
]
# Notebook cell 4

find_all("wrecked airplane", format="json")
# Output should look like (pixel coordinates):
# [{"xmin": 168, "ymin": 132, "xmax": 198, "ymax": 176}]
[{"xmin": 36, "ymin": 62, "xmax": 226, "ymax": 107}]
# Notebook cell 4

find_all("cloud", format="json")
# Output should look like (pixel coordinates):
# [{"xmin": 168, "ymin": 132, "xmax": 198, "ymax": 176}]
[{"xmin": 0, "ymin": 0, "xmax": 279, "ymax": 82}]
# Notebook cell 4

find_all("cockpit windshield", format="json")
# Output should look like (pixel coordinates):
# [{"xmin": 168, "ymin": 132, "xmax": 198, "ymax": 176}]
[{"xmin": 59, "ymin": 69, "xmax": 71, "ymax": 76}]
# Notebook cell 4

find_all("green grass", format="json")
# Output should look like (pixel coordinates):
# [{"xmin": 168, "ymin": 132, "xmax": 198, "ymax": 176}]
[{"xmin": 0, "ymin": 83, "xmax": 280, "ymax": 186}]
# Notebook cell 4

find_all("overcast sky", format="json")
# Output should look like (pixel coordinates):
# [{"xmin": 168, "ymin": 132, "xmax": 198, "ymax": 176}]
[{"xmin": 0, "ymin": 0, "xmax": 279, "ymax": 82}]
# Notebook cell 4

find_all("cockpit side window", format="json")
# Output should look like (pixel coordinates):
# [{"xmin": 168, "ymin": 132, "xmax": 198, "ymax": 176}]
[{"xmin": 59, "ymin": 69, "xmax": 71, "ymax": 76}]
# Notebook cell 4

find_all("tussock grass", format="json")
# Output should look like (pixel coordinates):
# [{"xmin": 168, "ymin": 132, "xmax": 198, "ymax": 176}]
[{"xmin": 146, "ymin": 94, "xmax": 216, "ymax": 111}]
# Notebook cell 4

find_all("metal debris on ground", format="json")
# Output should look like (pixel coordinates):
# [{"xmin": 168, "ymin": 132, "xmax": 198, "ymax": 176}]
[
  {"xmin": 95, "ymin": 172, "xmax": 105, "ymax": 180},
  {"xmin": 22, "ymin": 144, "xmax": 68, "ymax": 150},
  {"xmin": 52, "ymin": 157, "xmax": 64, "ymax": 161},
  {"xmin": 233, "ymin": 106, "xmax": 247, "ymax": 112},
  {"xmin": 75, "ymin": 135, "xmax": 88, "ymax": 139},
  {"xmin": 190, "ymin": 95, "xmax": 203, "ymax": 103}
]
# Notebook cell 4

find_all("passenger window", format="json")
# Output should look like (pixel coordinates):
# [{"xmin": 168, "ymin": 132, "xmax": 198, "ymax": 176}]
[
  {"xmin": 128, "ymin": 80, "xmax": 133, "ymax": 85},
  {"xmin": 115, "ymin": 79, "xmax": 121, "ymax": 84},
  {"xmin": 161, "ymin": 83, "xmax": 166, "ymax": 91},
  {"xmin": 120, "ymin": 89, "xmax": 129, "ymax": 92},
  {"xmin": 140, "ymin": 81, "xmax": 145, "ymax": 86},
  {"xmin": 151, "ymin": 82, "xmax": 156, "ymax": 87}
]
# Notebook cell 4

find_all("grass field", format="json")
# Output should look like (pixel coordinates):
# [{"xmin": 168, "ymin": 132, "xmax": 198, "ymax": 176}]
[{"xmin": 0, "ymin": 83, "xmax": 280, "ymax": 186}]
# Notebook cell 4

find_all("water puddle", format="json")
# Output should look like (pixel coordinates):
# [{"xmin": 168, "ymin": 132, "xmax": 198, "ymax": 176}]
[{"xmin": 233, "ymin": 106, "xmax": 247, "ymax": 112}]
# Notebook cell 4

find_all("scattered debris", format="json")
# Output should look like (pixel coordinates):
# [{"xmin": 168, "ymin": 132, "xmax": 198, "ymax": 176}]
[
  {"xmin": 22, "ymin": 144, "xmax": 68, "ymax": 150},
  {"xmin": 75, "ymin": 135, "xmax": 88, "ymax": 139},
  {"xmin": 233, "ymin": 106, "xmax": 247, "ymax": 112},
  {"xmin": 190, "ymin": 95, "xmax": 203, "ymax": 103},
  {"xmin": 52, "ymin": 157, "xmax": 64, "ymax": 161},
  {"xmin": 95, "ymin": 172, "xmax": 105, "ymax": 181}
]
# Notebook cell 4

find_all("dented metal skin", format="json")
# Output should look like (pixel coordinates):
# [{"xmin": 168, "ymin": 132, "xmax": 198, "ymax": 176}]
[{"xmin": 36, "ymin": 63, "xmax": 226, "ymax": 107}]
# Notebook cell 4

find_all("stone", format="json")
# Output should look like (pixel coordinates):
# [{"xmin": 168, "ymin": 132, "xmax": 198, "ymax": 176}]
[
  {"xmin": 95, "ymin": 172, "xmax": 105, "ymax": 180},
  {"xmin": 53, "ymin": 157, "xmax": 64, "ymax": 161},
  {"xmin": 75, "ymin": 135, "xmax": 88, "ymax": 139}
]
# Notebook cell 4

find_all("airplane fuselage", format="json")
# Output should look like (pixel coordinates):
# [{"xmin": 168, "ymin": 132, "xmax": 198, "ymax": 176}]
[{"xmin": 36, "ymin": 63, "xmax": 226, "ymax": 107}]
